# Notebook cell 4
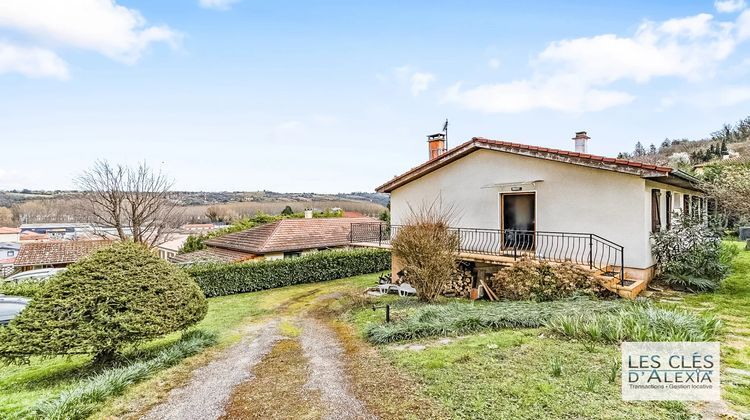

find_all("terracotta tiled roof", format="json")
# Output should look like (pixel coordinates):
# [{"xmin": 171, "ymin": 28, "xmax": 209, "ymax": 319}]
[
  {"xmin": 170, "ymin": 248, "xmax": 255, "ymax": 264},
  {"xmin": 0, "ymin": 227, "xmax": 21, "ymax": 234},
  {"xmin": 205, "ymin": 217, "xmax": 378, "ymax": 254},
  {"xmin": 342, "ymin": 211, "xmax": 365, "ymax": 218},
  {"xmin": 20, "ymin": 232, "xmax": 49, "ymax": 241},
  {"xmin": 14, "ymin": 240, "xmax": 111, "ymax": 267},
  {"xmin": 376, "ymin": 137, "xmax": 677, "ymax": 193}
]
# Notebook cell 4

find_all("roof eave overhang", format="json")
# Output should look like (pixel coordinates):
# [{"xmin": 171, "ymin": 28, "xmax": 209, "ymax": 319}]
[
  {"xmin": 644, "ymin": 171, "xmax": 705, "ymax": 192},
  {"xmin": 376, "ymin": 139, "xmax": 671, "ymax": 193}
]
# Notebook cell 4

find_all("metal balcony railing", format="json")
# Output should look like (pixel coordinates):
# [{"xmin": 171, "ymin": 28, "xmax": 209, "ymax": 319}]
[{"xmin": 350, "ymin": 222, "xmax": 625, "ymax": 285}]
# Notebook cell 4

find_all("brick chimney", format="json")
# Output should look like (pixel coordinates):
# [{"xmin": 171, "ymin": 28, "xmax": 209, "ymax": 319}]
[
  {"xmin": 427, "ymin": 133, "xmax": 447, "ymax": 160},
  {"xmin": 572, "ymin": 131, "xmax": 590, "ymax": 153},
  {"xmin": 304, "ymin": 209, "xmax": 313, "ymax": 219}
]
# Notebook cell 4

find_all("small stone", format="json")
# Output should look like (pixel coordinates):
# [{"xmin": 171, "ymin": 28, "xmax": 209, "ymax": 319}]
[{"xmin": 408, "ymin": 344, "xmax": 426, "ymax": 351}]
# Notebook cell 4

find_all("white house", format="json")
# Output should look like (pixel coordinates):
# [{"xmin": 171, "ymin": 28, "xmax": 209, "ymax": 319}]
[
  {"xmin": 364, "ymin": 132, "xmax": 706, "ymax": 298},
  {"xmin": 0, "ymin": 227, "xmax": 20, "ymax": 243}
]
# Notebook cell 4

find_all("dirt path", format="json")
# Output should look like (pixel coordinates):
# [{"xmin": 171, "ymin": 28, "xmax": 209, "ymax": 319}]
[
  {"xmin": 141, "ymin": 320, "xmax": 282, "ymax": 420},
  {"xmin": 300, "ymin": 319, "xmax": 375, "ymax": 420},
  {"xmin": 139, "ymin": 288, "xmax": 376, "ymax": 420}
]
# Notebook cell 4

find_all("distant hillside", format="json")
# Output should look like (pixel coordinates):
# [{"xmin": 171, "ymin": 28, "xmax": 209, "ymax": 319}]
[
  {"xmin": 617, "ymin": 115, "xmax": 750, "ymax": 169},
  {"xmin": 0, "ymin": 190, "xmax": 389, "ymax": 208},
  {"xmin": 0, "ymin": 190, "xmax": 389, "ymax": 226}
]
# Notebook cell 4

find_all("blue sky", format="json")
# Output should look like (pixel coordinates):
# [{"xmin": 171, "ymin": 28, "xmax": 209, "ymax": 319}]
[{"xmin": 1, "ymin": 0, "xmax": 749, "ymax": 192}]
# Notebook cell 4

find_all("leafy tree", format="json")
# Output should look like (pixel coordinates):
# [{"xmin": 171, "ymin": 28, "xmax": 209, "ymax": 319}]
[
  {"xmin": 660, "ymin": 138, "xmax": 672, "ymax": 149},
  {"xmin": 649, "ymin": 144, "xmax": 657, "ymax": 155},
  {"xmin": 280, "ymin": 205, "xmax": 294, "ymax": 216},
  {"xmin": 0, "ymin": 242, "xmax": 207, "ymax": 363},
  {"xmin": 701, "ymin": 159, "xmax": 750, "ymax": 226},
  {"xmin": 379, "ymin": 210, "xmax": 390, "ymax": 223}
]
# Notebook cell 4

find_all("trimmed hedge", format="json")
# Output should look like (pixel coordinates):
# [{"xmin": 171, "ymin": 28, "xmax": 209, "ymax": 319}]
[{"xmin": 185, "ymin": 248, "xmax": 391, "ymax": 297}]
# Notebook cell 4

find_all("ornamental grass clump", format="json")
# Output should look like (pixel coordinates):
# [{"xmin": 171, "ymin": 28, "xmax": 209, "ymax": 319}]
[
  {"xmin": 546, "ymin": 302, "xmax": 721, "ymax": 343},
  {"xmin": 0, "ymin": 242, "xmax": 208, "ymax": 364},
  {"xmin": 390, "ymin": 201, "xmax": 459, "ymax": 302},
  {"xmin": 31, "ymin": 329, "xmax": 217, "ymax": 420},
  {"xmin": 364, "ymin": 298, "xmax": 620, "ymax": 344}
]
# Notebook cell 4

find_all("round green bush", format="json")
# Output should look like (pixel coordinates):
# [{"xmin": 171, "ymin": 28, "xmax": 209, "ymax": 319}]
[{"xmin": 0, "ymin": 242, "xmax": 207, "ymax": 363}]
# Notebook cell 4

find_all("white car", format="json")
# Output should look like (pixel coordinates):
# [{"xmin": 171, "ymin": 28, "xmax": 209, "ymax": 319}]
[
  {"xmin": 5, "ymin": 267, "xmax": 66, "ymax": 283},
  {"xmin": 0, "ymin": 295, "xmax": 29, "ymax": 326}
]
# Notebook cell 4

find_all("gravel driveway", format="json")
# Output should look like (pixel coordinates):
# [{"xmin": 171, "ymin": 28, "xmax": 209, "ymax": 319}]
[
  {"xmin": 301, "ymin": 318, "xmax": 376, "ymax": 420},
  {"xmin": 141, "ymin": 320, "xmax": 281, "ymax": 420}
]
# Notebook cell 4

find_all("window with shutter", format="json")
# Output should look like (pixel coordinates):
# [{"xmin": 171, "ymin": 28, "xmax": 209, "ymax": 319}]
[{"xmin": 651, "ymin": 189, "xmax": 662, "ymax": 233}]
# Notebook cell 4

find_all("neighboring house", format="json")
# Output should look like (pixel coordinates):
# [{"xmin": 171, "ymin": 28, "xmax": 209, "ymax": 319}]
[
  {"xmin": 0, "ymin": 242, "xmax": 20, "ymax": 259},
  {"xmin": 355, "ymin": 132, "xmax": 707, "ymax": 298},
  {"xmin": 156, "ymin": 234, "xmax": 190, "ymax": 261},
  {"xmin": 19, "ymin": 223, "xmax": 130, "ymax": 241},
  {"xmin": 13, "ymin": 240, "xmax": 110, "ymax": 272},
  {"xmin": 180, "ymin": 223, "xmax": 220, "ymax": 232},
  {"xmin": 0, "ymin": 227, "xmax": 21, "ymax": 243},
  {"xmin": 172, "ymin": 217, "xmax": 377, "ymax": 264},
  {"xmin": 19, "ymin": 231, "xmax": 50, "ymax": 242}
]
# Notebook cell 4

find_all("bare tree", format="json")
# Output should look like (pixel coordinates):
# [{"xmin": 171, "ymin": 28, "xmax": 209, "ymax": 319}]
[
  {"xmin": 76, "ymin": 161, "xmax": 182, "ymax": 247},
  {"xmin": 390, "ymin": 199, "xmax": 459, "ymax": 302}
]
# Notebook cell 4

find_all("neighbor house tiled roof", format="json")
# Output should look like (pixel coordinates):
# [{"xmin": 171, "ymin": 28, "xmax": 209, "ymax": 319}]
[
  {"xmin": 205, "ymin": 217, "xmax": 378, "ymax": 254},
  {"xmin": 376, "ymin": 137, "xmax": 685, "ymax": 193},
  {"xmin": 170, "ymin": 248, "xmax": 255, "ymax": 264},
  {"xmin": 20, "ymin": 232, "xmax": 49, "ymax": 242},
  {"xmin": 0, "ymin": 227, "xmax": 21, "ymax": 234},
  {"xmin": 14, "ymin": 240, "xmax": 110, "ymax": 267}
]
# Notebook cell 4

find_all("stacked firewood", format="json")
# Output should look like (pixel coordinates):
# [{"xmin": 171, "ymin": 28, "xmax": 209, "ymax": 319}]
[{"xmin": 443, "ymin": 266, "xmax": 473, "ymax": 297}]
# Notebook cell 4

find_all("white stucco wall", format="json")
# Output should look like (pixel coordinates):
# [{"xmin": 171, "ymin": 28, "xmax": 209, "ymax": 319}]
[{"xmin": 389, "ymin": 149, "xmax": 654, "ymax": 269}]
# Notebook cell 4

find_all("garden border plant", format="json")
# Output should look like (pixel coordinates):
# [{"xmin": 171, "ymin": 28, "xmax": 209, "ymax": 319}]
[{"xmin": 651, "ymin": 214, "xmax": 737, "ymax": 291}]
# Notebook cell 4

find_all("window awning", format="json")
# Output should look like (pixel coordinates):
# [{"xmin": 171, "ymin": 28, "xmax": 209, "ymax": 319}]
[{"xmin": 480, "ymin": 180, "xmax": 543, "ymax": 189}]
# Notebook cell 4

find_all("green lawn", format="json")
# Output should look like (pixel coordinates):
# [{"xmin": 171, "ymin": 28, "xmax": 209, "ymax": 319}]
[
  {"xmin": 0, "ymin": 273, "xmax": 377, "ymax": 419},
  {"xmin": 384, "ymin": 330, "xmax": 689, "ymax": 419},
  {"xmin": 678, "ymin": 241, "xmax": 750, "ymax": 412}
]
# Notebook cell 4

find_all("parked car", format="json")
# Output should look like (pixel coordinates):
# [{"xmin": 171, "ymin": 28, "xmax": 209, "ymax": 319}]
[
  {"xmin": 0, "ymin": 295, "xmax": 29, "ymax": 326},
  {"xmin": 5, "ymin": 267, "xmax": 66, "ymax": 283}
]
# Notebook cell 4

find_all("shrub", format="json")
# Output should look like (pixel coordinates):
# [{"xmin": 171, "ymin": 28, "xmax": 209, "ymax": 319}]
[
  {"xmin": 0, "ymin": 279, "xmax": 45, "ymax": 298},
  {"xmin": 0, "ymin": 242, "xmax": 208, "ymax": 363},
  {"xmin": 652, "ymin": 215, "xmax": 734, "ymax": 291},
  {"xmin": 487, "ymin": 258, "xmax": 605, "ymax": 301},
  {"xmin": 546, "ymin": 302, "xmax": 721, "ymax": 343},
  {"xmin": 31, "ymin": 329, "xmax": 217, "ymax": 420},
  {"xmin": 186, "ymin": 248, "xmax": 390, "ymax": 297},
  {"xmin": 390, "ymin": 202, "xmax": 459, "ymax": 302},
  {"xmin": 364, "ymin": 298, "xmax": 620, "ymax": 344}
]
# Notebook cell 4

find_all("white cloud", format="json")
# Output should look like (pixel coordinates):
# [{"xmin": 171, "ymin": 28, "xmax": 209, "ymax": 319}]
[
  {"xmin": 0, "ymin": 41, "xmax": 68, "ymax": 79},
  {"xmin": 715, "ymin": 0, "xmax": 746, "ymax": 13},
  {"xmin": 0, "ymin": 0, "xmax": 180, "ymax": 79},
  {"xmin": 199, "ymin": 0, "xmax": 240, "ymax": 11},
  {"xmin": 445, "ymin": 11, "xmax": 750, "ymax": 113},
  {"xmin": 444, "ymin": 78, "xmax": 634, "ymax": 113},
  {"xmin": 392, "ymin": 65, "xmax": 436, "ymax": 96},
  {"xmin": 409, "ymin": 72, "xmax": 436, "ymax": 96},
  {"xmin": 488, "ymin": 58, "xmax": 501, "ymax": 69}
]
